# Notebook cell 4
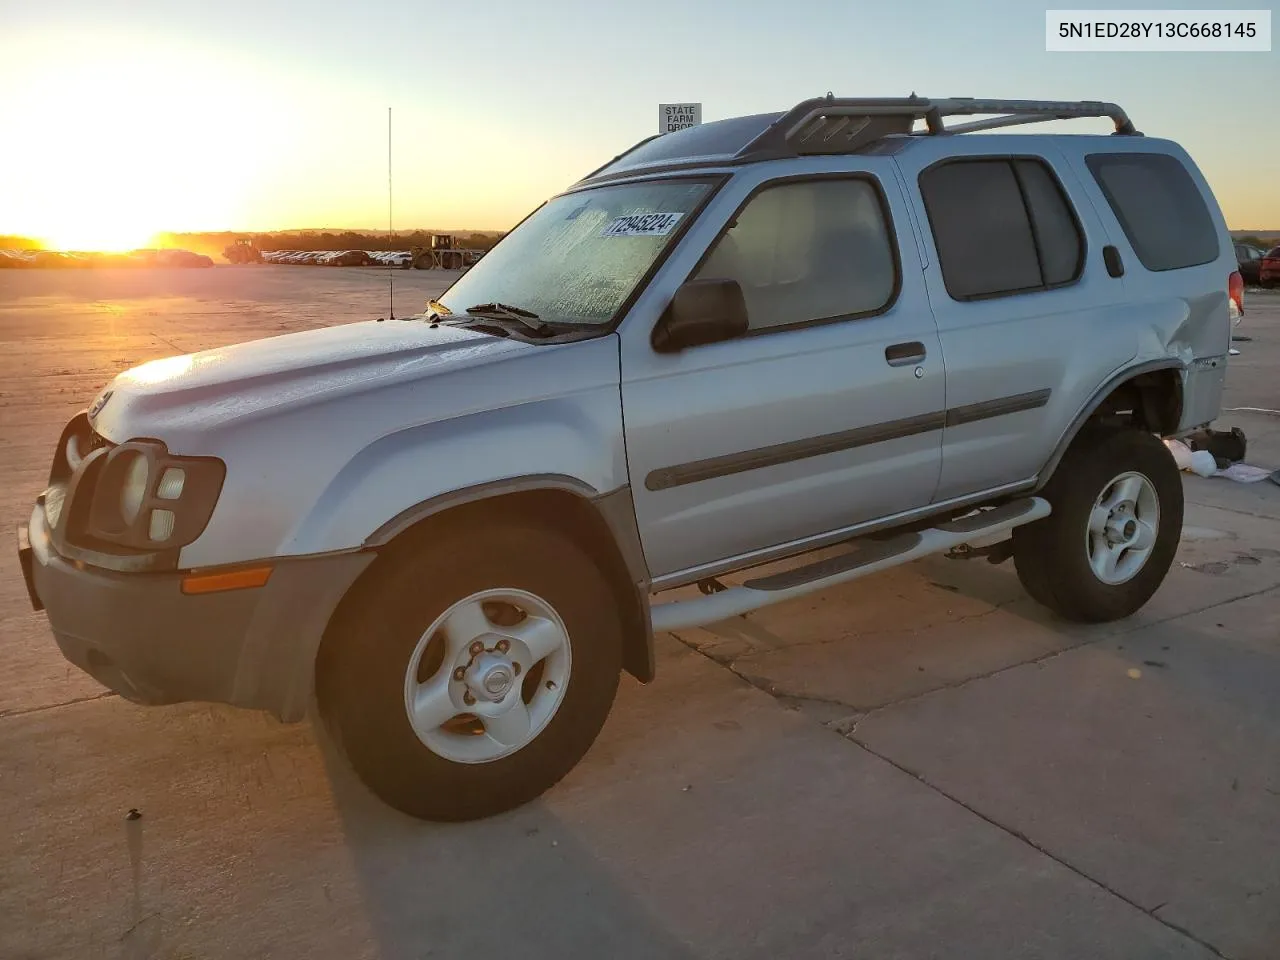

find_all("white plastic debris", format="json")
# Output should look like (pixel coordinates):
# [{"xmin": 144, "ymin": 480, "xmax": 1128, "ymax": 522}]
[
  {"xmin": 1188, "ymin": 449, "xmax": 1219, "ymax": 477},
  {"xmin": 1164, "ymin": 438, "xmax": 1194, "ymax": 471},
  {"xmin": 1214, "ymin": 462, "xmax": 1275, "ymax": 483}
]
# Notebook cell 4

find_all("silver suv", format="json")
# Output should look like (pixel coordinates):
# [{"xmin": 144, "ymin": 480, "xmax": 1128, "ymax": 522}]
[{"xmin": 19, "ymin": 96, "xmax": 1242, "ymax": 821}]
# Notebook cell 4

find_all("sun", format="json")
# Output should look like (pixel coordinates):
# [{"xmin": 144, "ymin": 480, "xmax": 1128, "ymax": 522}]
[{"xmin": 2, "ymin": 45, "xmax": 254, "ymax": 253}]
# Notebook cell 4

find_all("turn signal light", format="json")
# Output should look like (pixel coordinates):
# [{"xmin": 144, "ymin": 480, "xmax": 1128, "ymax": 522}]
[{"xmin": 181, "ymin": 565, "xmax": 273, "ymax": 595}]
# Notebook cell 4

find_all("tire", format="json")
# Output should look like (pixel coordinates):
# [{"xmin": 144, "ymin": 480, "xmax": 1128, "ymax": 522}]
[
  {"xmin": 316, "ymin": 521, "xmax": 623, "ymax": 821},
  {"xmin": 1012, "ymin": 427, "xmax": 1183, "ymax": 622}
]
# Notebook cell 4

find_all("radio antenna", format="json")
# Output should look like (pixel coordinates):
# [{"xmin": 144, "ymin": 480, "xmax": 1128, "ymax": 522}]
[{"xmin": 387, "ymin": 106, "xmax": 394, "ymax": 320}]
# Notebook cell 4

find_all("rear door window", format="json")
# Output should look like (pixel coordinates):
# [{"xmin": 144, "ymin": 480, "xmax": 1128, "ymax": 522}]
[
  {"xmin": 1015, "ymin": 159, "xmax": 1083, "ymax": 286},
  {"xmin": 1085, "ymin": 153, "xmax": 1218, "ymax": 272},
  {"xmin": 918, "ymin": 158, "xmax": 1084, "ymax": 300}
]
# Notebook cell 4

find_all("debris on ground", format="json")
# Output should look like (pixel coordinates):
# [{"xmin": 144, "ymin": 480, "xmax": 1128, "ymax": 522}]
[
  {"xmin": 1216, "ymin": 463, "xmax": 1276, "ymax": 483},
  {"xmin": 1165, "ymin": 428, "xmax": 1274, "ymax": 483}
]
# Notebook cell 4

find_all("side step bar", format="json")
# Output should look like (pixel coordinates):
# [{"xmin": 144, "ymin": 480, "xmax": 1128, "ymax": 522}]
[{"xmin": 649, "ymin": 497, "xmax": 1050, "ymax": 632}]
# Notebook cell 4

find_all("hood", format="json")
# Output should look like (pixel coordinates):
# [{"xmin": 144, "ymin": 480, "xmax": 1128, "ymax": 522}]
[{"xmin": 89, "ymin": 319, "xmax": 534, "ymax": 443}]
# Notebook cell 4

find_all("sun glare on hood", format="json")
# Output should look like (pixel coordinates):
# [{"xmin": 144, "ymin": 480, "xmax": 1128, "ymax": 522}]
[{"xmin": 124, "ymin": 354, "xmax": 196, "ymax": 385}]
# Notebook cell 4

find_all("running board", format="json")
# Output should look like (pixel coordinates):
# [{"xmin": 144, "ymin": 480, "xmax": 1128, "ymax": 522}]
[{"xmin": 649, "ymin": 497, "xmax": 1051, "ymax": 632}]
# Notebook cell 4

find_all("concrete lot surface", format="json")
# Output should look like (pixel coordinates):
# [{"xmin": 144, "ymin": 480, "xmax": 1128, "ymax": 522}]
[{"xmin": 1, "ymin": 267, "xmax": 1277, "ymax": 959}]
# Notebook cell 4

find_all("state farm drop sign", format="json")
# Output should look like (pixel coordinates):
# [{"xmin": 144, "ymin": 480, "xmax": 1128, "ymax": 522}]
[{"xmin": 659, "ymin": 103, "xmax": 702, "ymax": 135}]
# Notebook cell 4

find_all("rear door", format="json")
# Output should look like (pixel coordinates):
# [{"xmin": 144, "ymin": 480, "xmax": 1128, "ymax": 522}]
[
  {"xmin": 894, "ymin": 142, "xmax": 1131, "ymax": 501},
  {"xmin": 618, "ymin": 161, "xmax": 946, "ymax": 582}
]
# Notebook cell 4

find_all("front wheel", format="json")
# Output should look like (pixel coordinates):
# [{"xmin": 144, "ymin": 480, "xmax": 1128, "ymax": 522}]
[
  {"xmin": 1013, "ymin": 428, "xmax": 1183, "ymax": 622},
  {"xmin": 316, "ymin": 521, "xmax": 623, "ymax": 821}
]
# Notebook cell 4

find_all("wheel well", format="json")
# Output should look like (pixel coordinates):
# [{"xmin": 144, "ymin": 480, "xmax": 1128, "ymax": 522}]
[
  {"xmin": 1086, "ymin": 368, "xmax": 1182, "ymax": 435},
  {"xmin": 1037, "ymin": 367, "xmax": 1183, "ymax": 491},
  {"xmin": 330, "ymin": 489, "xmax": 652, "ymax": 683}
]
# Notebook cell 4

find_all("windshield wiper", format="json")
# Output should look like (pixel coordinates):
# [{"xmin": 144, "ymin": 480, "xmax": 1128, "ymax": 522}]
[
  {"xmin": 460, "ymin": 302, "xmax": 557, "ymax": 336},
  {"xmin": 466, "ymin": 301, "xmax": 539, "ymax": 319}
]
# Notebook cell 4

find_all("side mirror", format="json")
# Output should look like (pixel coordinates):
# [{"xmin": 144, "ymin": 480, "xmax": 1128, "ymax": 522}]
[{"xmin": 652, "ymin": 279, "xmax": 749, "ymax": 353}]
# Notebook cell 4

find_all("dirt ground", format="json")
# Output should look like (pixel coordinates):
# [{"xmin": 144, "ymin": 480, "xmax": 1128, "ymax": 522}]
[{"xmin": 1, "ymin": 267, "xmax": 1278, "ymax": 960}]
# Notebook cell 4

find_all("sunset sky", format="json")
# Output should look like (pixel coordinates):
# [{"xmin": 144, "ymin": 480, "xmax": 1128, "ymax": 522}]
[{"xmin": 0, "ymin": 0, "xmax": 1276, "ymax": 250}]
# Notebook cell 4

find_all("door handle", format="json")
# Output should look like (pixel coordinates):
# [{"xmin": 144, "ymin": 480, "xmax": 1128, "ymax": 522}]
[{"xmin": 885, "ymin": 341, "xmax": 926, "ymax": 367}]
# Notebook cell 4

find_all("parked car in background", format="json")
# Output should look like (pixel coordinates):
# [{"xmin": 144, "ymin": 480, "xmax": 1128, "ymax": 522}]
[
  {"xmin": 1234, "ymin": 243, "xmax": 1266, "ymax": 286},
  {"xmin": 155, "ymin": 249, "xmax": 214, "ymax": 268},
  {"xmin": 370, "ymin": 250, "xmax": 414, "ymax": 268},
  {"xmin": 320, "ymin": 250, "xmax": 373, "ymax": 267},
  {"xmin": 0, "ymin": 249, "xmax": 34, "ymax": 267},
  {"xmin": 1261, "ymin": 245, "xmax": 1280, "ymax": 288}
]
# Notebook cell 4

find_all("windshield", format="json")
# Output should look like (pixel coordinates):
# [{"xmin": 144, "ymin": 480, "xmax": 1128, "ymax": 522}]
[{"xmin": 435, "ymin": 178, "xmax": 716, "ymax": 326}]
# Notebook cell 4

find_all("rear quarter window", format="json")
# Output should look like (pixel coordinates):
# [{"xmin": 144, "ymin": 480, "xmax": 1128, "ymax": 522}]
[{"xmin": 1085, "ymin": 153, "xmax": 1219, "ymax": 272}]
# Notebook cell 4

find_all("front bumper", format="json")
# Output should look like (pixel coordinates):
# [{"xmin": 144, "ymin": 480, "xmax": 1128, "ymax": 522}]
[{"xmin": 19, "ymin": 502, "xmax": 374, "ymax": 721}]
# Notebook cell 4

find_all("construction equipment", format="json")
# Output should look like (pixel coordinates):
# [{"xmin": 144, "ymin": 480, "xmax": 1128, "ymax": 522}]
[
  {"xmin": 412, "ymin": 234, "xmax": 482, "ymax": 270},
  {"xmin": 223, "ymin": 238, "xmax": 261, "ymax": 264}
]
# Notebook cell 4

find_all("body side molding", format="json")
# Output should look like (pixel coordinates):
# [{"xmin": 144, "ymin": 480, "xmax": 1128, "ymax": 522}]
[{"xmin": 646, "ymin": 388, "xmax": 1053, "ymax": 492}]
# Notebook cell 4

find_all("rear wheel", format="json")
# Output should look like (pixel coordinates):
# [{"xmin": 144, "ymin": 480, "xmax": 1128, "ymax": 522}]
[
  {"xmin": 1013, "ymin": 428, "xmax": 1182, "ymax": 622},
  {"xmin": 316, "ymin": 521, "xmax": 623, "ymax": 821}
]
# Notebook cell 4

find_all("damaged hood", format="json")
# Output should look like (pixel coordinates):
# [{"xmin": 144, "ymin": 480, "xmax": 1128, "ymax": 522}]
[{"xmin": 89, "ymin": 319, "xmax": 546, "ymax": 446}]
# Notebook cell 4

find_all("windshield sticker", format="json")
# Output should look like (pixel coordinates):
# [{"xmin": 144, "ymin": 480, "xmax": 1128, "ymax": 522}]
[
  {"xmin": 600, "ymin": 212, "xmax": 683, "ymax": 238},
  {"xmin": 564, "ymin": 200, "xmax": 591, "ymax": 221}
]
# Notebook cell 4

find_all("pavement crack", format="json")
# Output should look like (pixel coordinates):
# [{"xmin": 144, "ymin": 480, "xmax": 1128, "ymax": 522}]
[
  {"xmin": 845, "ymin": 735, "xmax": 1235, "ymax": 960},
  {"xmin": 151, "ymin": 332, "xmax": 185, "ymax": 353},
  {"xmin": 118, "ymin": 910, "xmax": 161, "ymax": 942},
  {"xmin": 670, "ymin": 629, "xmax": 863, "ymax": 721},
  {"xmin": 857, "ymin": 641, "xmax": 1096, "ymax": 724},
  {"xmin": 1183, "ymin": 499, "xmax": 1280, "ymax": 523},
  {"xmin": 733, "ymin": 598, "xmax": 1020, "ymax": 656},
  {"xmin": 669, "ymin": 585, "xmax": 1272, "ymax": 960},
  {"xmin": 854, "ymin": 581, "xmax": 1280, "ymax": 721},
  {"xmin": 0, "ymin": 691, "xmax": 117, "ymax": 719}
]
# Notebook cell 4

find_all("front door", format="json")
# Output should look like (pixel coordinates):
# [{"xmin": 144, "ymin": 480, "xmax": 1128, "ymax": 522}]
[{"xmin": 620, "ymin": 165, "xmax": 946, "ymax": 582}]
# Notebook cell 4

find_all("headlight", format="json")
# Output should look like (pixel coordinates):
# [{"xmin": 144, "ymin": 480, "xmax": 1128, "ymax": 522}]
[
  {"xmin": 65, "ymin": 432, "xmax": 84, "ymax": 472},
  {"xmin": 78, "ymin": 441, "xmax": 225, "ymax": 551},
  {"xmin": 118, "ymin": 453, "xmax": 150, "ymax": 525},
  {"xmin": 156, "ymin": 467, "xmax": 185, "ymax": 500}
]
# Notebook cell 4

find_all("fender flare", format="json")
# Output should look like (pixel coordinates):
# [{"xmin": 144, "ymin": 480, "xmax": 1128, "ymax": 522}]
[
  {"xmin": 1035, "ymin": 358, "xmax": 1185, "ymax": 490},
  {"xmin": 364, "ymin": 474, "xmax": 656, "ymax": 683}
]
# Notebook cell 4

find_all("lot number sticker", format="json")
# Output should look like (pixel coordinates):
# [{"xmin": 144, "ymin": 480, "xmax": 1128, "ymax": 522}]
[{"xmin": 600, "ymin": 212, "xmax": 684, "ymax": 238}]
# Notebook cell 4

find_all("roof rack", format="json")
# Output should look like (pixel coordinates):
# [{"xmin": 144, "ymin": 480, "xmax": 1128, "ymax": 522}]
[
  {"xmin": 576, "ymin": 96, "xmax": 1140, "ymax": 185},
  {"xmin": 738, "ymin": 95, "xmax": 1139, "ymax": 160}
]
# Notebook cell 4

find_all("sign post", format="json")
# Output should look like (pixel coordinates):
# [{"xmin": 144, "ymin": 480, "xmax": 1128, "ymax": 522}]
[{"xmin": 658, "ymin": 103, "xmax": 702, "ymax": 135}]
